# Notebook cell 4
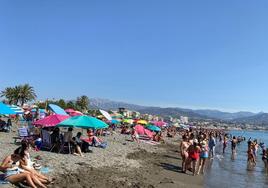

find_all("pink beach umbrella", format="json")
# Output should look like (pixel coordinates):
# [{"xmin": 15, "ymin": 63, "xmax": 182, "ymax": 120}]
[
  {"xmin": 152, "ymin": 121, "xmax": 167, "ymax": 127},
  {"xmin": 65, "ymin": 108, "xmax": 76, "ymax": 113},
  {"xmin": 134, "ymin": 125, "xmax": 153, "ymax": 138},
  {"xmin": 69, "ymin": 111, "xmax": 83, "ymax": 116},
  {"xmin": 32, "ymin": 114, "xmax": 69, "ymax": 127}
]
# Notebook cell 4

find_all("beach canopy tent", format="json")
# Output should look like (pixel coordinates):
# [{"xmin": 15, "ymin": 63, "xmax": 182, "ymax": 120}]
[
  {"xmin": 48, "ymin": 104, "xmax": 68, "ymax": 115},
  {"xmin": 0, "ymin": 102, "xmax": 16, "ymax": 115},
  {"xmin": 137, "ymin": 120, "xmax": 148, "ymax": 125},
  {"xmin": 32, "ymin": 114, "xmax": 69, "ymax": 127},
  {"xmin": 99, "ymin": 109, "xmax": 112, "ymax": 121},
  {"xmin": 8, "ymin": 105, "xmax": 24, "ymax": 114},
  {"xmin": 146, "ymin": 124, "xmax": 161, "ymax": 132},
  {"xmin": 57, "ymin": 115, "xmax": 109, "ymax": 129},
  {"xmin": 151, "ymin": 121, "xmax": 167, "ymax": 127},
  {"xmin": 134, "ymin": 125, "xmax": 153, "ymax": 138}
]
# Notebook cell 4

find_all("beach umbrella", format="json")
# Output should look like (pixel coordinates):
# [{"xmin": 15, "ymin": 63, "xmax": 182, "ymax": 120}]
[
  {"xmin": 57, "ymin": 115, "xmax": 109, "ymax": 129},
  {"xmin": 0, "ymin": 102, "xmax": 16, "ymax": 115},
  {"xmin": 48, "ymin": 104, "xmax": 68, "ymax": 115},
  {"xmin": 99, "ymin": 109, "xmax": 112, "ymax": 121},
  {"xmin": 146, "ymin": 125, "xmax": 161, "ymax": 132},
  {"xmin": 137, "ymin": 120, "xmax": 148, "ymax": 125},
  {"xmin": 65, "ymin": 108, "xmax": 76, "ymax": 113},
  {"xmin": 8, "ymin": 105, "xmax": 24, "ymax": 114},
  {"xmin": 123, "ymin": 119, "xmax": 134, "ymax": 124},
  {"xmin": 151, "ymin": 121, "xmax": 167, "ymax": 127},
  {"xmin": 69, "ymin": 111, "xmax": 83, "ymax": 116},
  {"xmin": 110, "ymin": 119, "xmax": 120, "ymax": 124},
  {"xmin": 32, "ymin": 114, "xmax": 69, "ymax": 127}
]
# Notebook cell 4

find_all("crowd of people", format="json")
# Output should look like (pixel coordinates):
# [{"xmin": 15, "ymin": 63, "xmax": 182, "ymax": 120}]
[{"xmin": 179, "ymin": 127, "xmax": 268, "ymax": 176}]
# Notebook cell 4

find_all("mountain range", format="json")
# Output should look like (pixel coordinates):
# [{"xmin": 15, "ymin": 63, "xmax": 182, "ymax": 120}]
[{"xmin": 90, "ymin": 98, "xmax": 266, "ymax": 124}]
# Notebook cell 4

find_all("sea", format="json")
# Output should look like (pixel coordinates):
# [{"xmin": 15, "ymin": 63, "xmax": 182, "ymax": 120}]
[{"xmin": 204, "ymin": 130, "xmax": 268, "ymax": 188}]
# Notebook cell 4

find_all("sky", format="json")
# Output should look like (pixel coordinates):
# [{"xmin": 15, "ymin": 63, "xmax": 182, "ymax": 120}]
[{"xmin": 1, "ymin": 0, "xmax": 268, "ymax": 113}]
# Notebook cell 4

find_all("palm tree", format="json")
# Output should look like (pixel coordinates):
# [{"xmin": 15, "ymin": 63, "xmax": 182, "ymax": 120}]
[
  {"xmin": 18, "ymin": 84, "xmax": 37, "ymax": 106},
  {"xmin": 0, "ymin": 87, "xmax": 16, "ymax": 104}
]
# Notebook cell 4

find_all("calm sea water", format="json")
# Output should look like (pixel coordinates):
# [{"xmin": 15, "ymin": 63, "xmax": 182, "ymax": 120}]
[{"xmin": 204, "ymin": 130, "xmax": 268, "ymax": 188}]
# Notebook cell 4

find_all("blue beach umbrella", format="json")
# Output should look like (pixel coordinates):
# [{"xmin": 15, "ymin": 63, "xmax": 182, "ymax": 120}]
[
  {"xmin": 57, "ymin": 115, "xmax": 109, "ymax": 129},
  {"xmin": 111, "ymin": 119, "xmax": 120, "ymax": 124},
  {"xmin": 146, "ymin": 124, "xmax": 161, "ymax": 132},
  {"xmin": 0, "ymin": 102, "xmax": 16, "ymax": 115}
]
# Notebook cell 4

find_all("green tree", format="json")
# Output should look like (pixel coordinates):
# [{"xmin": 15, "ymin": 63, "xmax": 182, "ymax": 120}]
[
  {"xmin": 66, "ymin": 101, "xmax": 75, "ymax": 109},
  {"xmin": 76, "ymin": 95, "xmax": 89, "ymax": 113},
  {"xmin": 18, "ymin": 84, "xmax": 37, "ymax": 106},
  {"xmin": 58, "ymin": 99, "xmax": 66, "ymax": 109}
]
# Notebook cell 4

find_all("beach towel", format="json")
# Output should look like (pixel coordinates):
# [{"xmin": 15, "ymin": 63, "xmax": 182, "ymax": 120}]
[
  {"xmin": 0, "ymin": 174, "xmax": 9, "ymax": 184},
  {"xmin": 140, "ymin": 140, "xmax": 160, "ymax": 145},
  {"xmin": 40, "ymin": 167, "xmax": 53, "ymax": 174}
]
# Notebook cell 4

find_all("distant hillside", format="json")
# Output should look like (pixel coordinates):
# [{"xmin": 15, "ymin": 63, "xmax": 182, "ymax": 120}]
[
  {"xmin": 194, "ymin": 110, "xmax": 256, "ymax": 120},
  {"xmin": 90, "ymin": 98, "xmax": 146, "ymax": 111},
  {"xmin": 138, "ymin": 107, "xmax": 210, "ymax": 120},
  {"xmin": 233, "ymin": 113, "xmax": 268, "ymax": 125},
  {"xmin": 89, "ymin": 98, "xmax": 258, "ymax": 121},
  {"xmin": 89, "ymin": 99, "xmax": 210, "ymax": 120}
]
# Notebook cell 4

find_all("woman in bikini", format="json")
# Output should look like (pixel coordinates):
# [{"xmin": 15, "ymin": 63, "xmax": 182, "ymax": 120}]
[
  {"xmin": 0, "ymin": 147, "xmax": 47, "ymax": 188},
  {"xmin": 187, "ymin": 139, "xmax": 201, "ymax": 176},
  {"xmin": 180, "ymin": 135, "xmax": 190, "ymax": 173}
]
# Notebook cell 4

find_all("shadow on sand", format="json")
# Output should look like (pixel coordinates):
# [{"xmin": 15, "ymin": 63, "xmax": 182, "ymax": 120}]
[
  {"xmin": 158, "ymin": 162, "xmax": 182, "ymax": 173},
  {"xmin": 162, "ymin": 154, "xmax": 181, "ymax": 160}
]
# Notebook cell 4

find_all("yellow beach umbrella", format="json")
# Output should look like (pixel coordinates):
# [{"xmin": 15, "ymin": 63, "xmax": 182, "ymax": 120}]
[{"xmin": 137, "ymin": 120, "xmax": 148, "ymax": 125}]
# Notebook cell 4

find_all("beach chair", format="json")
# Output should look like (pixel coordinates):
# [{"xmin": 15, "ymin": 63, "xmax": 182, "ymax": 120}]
[
  {"xmin": 13, "ymin": 127, "xmax": 33, "ymax": 144},
  {"xmin": 41, "ymin": 129, "xmax": 52, "ymax": 150}
]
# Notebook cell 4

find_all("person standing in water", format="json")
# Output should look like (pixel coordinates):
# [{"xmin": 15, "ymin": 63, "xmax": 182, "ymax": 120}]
[
  {"xmin": 223, "ymin": 134, "xmax": 228, "ymax": 154},
  {"xmin": 231, "ymin": 136, "xmax": 237, "ymax": 155},
  {"xmin": 208, "ymin": 133, "xmax": 216, "ymax": 159}
]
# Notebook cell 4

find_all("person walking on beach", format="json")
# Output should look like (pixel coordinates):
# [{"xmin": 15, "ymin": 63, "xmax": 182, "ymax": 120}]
[
  {"xmin": 180, "ymin": 135, "xmax": 190, "ymax": 173},
  {"xmin": 208, "ymin": 134, "xmax": 216, "ymax": 159},
  {"xmin": 198, "ymin": 140, "xmax": 209, "ymax": 175},
  {"xmin": 186, "ymin": 139, "xmax": 201, "ymax": 176}
]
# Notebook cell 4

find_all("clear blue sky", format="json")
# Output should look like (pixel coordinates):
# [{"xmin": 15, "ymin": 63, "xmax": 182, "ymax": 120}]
[{"xmin": 1, "ymin": 0, "xmax": 268, "ymax": 112}]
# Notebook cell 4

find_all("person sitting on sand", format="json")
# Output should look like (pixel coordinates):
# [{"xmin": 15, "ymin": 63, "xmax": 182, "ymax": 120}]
[
  {"xmin": 153, "ymin": 131, "xmax": 164, "ymax": 143},
  {"xmin": 72, "ymin": 132, "xmax": 84, "ymax": 157},
  {"xmin": 19, "ymin": 142, "xmax": 53, "ymax": 184},
  {"xmin": 180, "ymin": 135, "xmax": 190, "ymax": 173},
  {"xmin": 186, "ymin": 139, "xmax": 201, "ymax": 176},
  {"xmin": 0, "ymin": 146, "xmax": 48, "ymax": 188},
  {"xmin": 86, "ymin": 130, "xmax": 107, "ymax": 148},
  {"xmin": 121, "ymin": 125, "xmax": 131, "ymax": 135},
  {"xmin": 131, "ymin": 127, "xmax": 140, "ymax": 143}
]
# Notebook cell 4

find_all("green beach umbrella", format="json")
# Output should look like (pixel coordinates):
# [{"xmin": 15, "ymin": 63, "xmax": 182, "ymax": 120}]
[
  {"xmin": 57, "ymin": 115, "xmax": 109, "ymax": 129},
  {"xmin": 146, "ymin": 124, "xmax": 161, "ymax": 132}
]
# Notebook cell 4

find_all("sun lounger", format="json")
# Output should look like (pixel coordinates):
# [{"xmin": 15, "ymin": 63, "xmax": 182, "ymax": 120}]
[{"xmin": 13, "ymin": 127, "xmax": 33, "ymax": 144}]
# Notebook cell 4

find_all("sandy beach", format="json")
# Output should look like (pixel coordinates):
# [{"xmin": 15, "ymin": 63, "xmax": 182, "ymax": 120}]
[{"xmin": 0, "ymin": 128, "xmax": 202, "ymax": 188}]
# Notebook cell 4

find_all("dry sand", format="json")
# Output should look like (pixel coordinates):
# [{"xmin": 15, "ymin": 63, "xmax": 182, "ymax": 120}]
[{"xmin": 0, "ymin": 128, "xmax": 202, "ymax": 188}]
